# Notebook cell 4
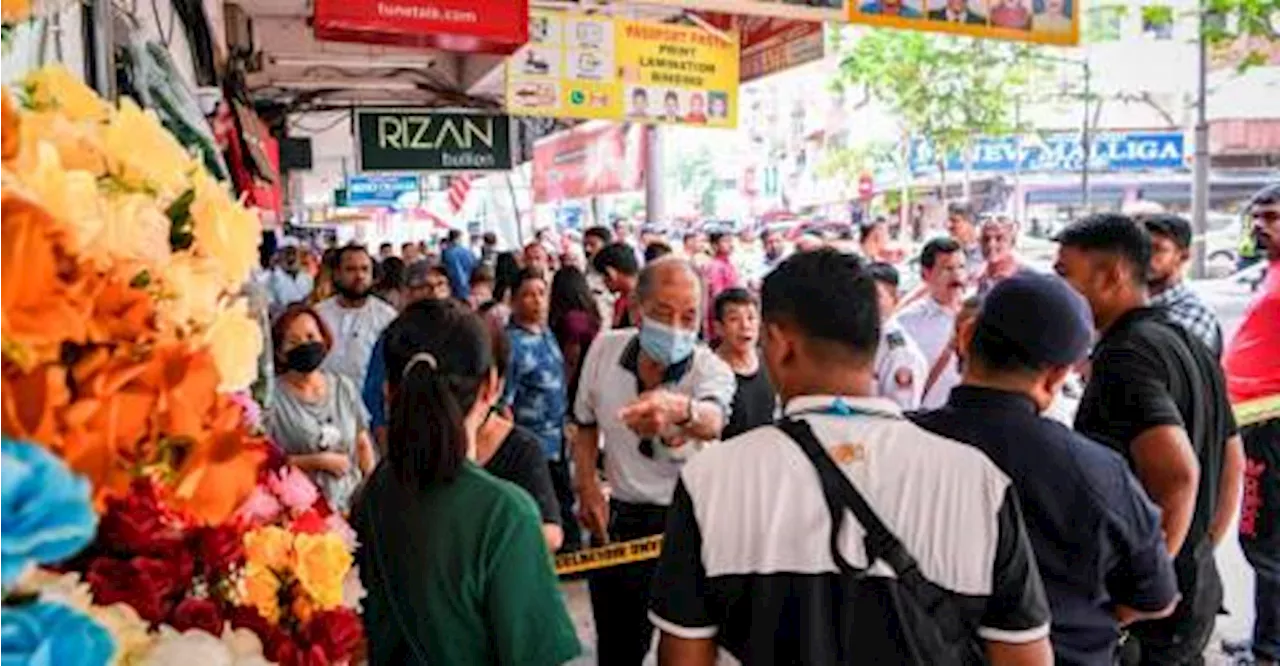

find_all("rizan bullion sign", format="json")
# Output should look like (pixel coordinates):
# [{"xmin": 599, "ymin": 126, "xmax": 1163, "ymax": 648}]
[
  {"xmin": 507, "ymin": 10, "xmax": 739, "ymax": 128},
  {"xmin": 355, "ymin": 109, "xmax": 513, "ymax": 172}
]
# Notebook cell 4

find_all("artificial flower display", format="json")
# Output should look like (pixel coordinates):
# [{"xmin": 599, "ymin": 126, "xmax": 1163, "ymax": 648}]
[{"xmin": 0, "ymin": 64, "xmax": 363, "ymax": 664}]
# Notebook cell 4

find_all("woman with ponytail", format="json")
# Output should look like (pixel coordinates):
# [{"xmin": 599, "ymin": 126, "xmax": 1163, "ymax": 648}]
[{"xmin": 352, "ymin": 298, "xmax": 580, "ymax": 666}]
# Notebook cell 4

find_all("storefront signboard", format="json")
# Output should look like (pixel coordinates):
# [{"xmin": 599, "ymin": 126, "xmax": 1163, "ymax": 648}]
[
  {"xmin": 355, "ymin": 109, "xmax": 513, "ymax": 172},
  {"xmin": 848, "ymin": 0, "xmax": 1077, "ymax": 46},
  {"xmin": 345, "ymin": 174, "xmax": 421, "ymax": 207},
  {"xmin": 314, "ymin": 0, "xmax": 528, "ymax": 54},
  {"xmin": 531, "ymin": 121, "xmax": 647, "ymax": 204},
  {"xmin": 506, "ymin": 10, "xmax": 740, "ymax": 128},
  {"xmin": 909, "ymin": 131, "xmax": 1186, "ymax": 174}
]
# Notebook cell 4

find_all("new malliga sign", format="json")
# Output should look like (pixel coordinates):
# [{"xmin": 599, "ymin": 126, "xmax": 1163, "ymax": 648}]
[
  {"xmin": 355, "ymin": 109, "xmax": 513, "ymax": 172},
  {"xmin": 910, "ymin": 131, "xmax": 1187, "ymax": 174}
]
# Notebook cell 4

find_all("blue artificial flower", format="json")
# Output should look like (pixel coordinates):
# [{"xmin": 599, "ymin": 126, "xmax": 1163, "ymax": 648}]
[
  {"xmin": 0, "ymin": 601, "xmax": 115, "ymax": 666},
  {"xmin": 1, "ymin": 438, "xmax": 98, "ymax": 588}
]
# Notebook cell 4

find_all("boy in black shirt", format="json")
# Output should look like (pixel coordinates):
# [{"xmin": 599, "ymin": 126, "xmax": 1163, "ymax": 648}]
[
  {"xmin": 714, "ymin": 288, "xmax": 777, "ymax": 440},
  {"xmin": 1055, "ymin": 213, "xmax": 1246, "ymax": 666}
]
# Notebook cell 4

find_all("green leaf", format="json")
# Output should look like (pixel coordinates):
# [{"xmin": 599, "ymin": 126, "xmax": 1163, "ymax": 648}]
[{"xmin": 166, "ymin": 189, "xmax": 196, "ymax": 251}]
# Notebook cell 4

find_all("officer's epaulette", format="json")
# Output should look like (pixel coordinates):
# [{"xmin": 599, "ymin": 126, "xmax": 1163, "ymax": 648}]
[{"xmin": 886, "ymin": 331, "xmax": 905, "ymax": 349}]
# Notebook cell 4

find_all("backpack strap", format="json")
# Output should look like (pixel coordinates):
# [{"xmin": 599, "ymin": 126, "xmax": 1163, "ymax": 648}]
[{"xmin": 776, "ymin": 418, "xmax": 919, "ymax": 576}]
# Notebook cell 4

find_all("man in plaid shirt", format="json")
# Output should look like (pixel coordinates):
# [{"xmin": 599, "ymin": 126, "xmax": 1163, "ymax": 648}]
[{"xmin": 1143, "ymin": 214, "xmax": 1224, "ymax": 356}]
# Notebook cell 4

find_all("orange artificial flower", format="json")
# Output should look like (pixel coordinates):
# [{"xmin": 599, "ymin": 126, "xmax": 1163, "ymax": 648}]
[
  {"xmin": 1, "ymin": 190, "xmax": 92, "ymax": 366},
  {"xmin": 2, "ymin": 90, "xmax": 20, "ymax": 162},
  {"xmin": 85, "ymin": 268, "xmax": 160, "ymax": 344},
  {"xmin": 242, "ymin": 564, "xmax": 282, "ymax": 625},
  {"xmin": 1, "ymin": 363, "xmax": 69, "ymax": 445}
]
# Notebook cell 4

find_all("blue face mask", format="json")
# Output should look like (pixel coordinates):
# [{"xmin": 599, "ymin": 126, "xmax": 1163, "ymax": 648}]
[{"xmin": 639, "ymin": 318, "xmax": 697, "ymax": 367}]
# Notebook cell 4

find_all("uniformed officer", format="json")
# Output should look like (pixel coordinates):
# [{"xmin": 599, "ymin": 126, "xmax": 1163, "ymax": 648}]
[{"xmin": 868, "ymin": 262, "xmax": 928, "ymax": 410}]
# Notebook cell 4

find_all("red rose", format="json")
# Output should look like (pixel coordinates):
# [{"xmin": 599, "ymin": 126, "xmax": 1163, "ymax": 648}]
[
  {"xmin": 192, "ymin": 524, "xmax": 244, "ymax": 576},
  {"xmin": 86, "ymin": 556, "xmax": 189, "ymax": 623},
  {"xmin": 306, "ymin": 608, "xmax": 363, "ymax": 661},
  {"xmin": 98, "ymin": 479, "xmax": 186, "ymax": 557},
  {"xmin": 282, "ymin": 644, "xmax": 330, "ymax": 666},
  {"xmin": 289, "ymin": 510, "xmax": 328, "ymax": 535},
  {"xmin": 227, "ymin": 605, "xmax": 272, "ymax": 637},
  {"xmin": 170, "ymin": 597, "xmax": 223, "ymax": 636}
]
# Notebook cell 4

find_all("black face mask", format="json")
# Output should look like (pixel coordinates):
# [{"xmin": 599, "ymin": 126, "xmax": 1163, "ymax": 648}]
[{"xmin": 285, "ymin": 341, "xmax": 327, "ymax": 373}]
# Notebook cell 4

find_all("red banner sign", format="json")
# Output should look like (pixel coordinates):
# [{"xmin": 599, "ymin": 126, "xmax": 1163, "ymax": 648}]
[
  {"xmin": 699, "ymin": 13, "xmax": 825, "ymax": 82},
  {"xmin": 313, "ymin": 0, "xmax": 528, "ymax": 55},
  {"xmin": 532, "ymin": 122, "xmax": 647, "ymax": 204}
]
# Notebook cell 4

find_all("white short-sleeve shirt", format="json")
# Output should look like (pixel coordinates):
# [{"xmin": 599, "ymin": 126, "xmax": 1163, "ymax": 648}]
[
  {"xmin": 573, "ymin": 329, "xmax": 736, "ymax": 506},
  {"xmin": 896, "ymin": 296, "xmax": 961, "ymax": 409},
  {"xmin": 314, "ymin": 296, "xmax": 398, "ymax": 389}
]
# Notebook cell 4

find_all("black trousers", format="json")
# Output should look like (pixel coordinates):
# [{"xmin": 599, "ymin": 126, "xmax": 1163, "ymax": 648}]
[
  {"xmin": 1118, "ymin": 540, "xmax": 1223, "ymax": 665},
  {"xmin": 547, "ymin": 458, "xmax": 582, "ymax": 552},
  {"xmin": 1241, "ymin": 417, "xmax": 1280, "ymax": 662},
  {"xmin": 587, "ymin": 500, "xmax": 669, "ymax": 666}
]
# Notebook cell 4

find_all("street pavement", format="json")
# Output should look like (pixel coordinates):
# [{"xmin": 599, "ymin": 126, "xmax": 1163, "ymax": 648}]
[{"xmin": 562, "ymin": 275, "xmax": 1262, "ymax": 666}]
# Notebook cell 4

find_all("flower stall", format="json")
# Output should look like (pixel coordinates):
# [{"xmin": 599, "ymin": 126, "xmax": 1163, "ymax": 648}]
[{"xmin": 1, "ymin": 39, "xmax": 364, "ymax": 666}]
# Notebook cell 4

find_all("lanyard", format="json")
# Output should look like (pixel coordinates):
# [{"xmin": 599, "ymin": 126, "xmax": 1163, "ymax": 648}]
[{"xmin": 786, "ymin": 397, "xmax": 903, "ymax": 422}]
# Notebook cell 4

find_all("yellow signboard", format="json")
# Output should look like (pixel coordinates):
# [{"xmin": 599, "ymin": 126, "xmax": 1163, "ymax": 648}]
[
  {"xmin": 848, "ymin": 0, "xmax": 1078, "ymax": 46},
  {"xmin": 506, "ymin": 10, "xmax": 740, "ymax": 128}
]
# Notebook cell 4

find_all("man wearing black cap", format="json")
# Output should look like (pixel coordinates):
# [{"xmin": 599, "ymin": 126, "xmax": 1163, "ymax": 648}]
[
  {"xmin": 1055, "ymin": 213, "xmax": 1245, "ymax": 666},
  {"xmin": 912, "ymin": 272, "xmax": 1180, "ymax": 665},
  {"xmin": 1143, "ymin": 214, "xmax": 1223, "ymax": 357}
]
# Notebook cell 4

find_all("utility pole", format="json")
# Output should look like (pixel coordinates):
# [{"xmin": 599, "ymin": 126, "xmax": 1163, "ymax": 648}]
[
  {"xmin": 1190, "ymin": 0, "xmax": 1211, "ymax": 278},
  {"xmin": 644, "ymin": 125, "xmax": 665, "ymax": 227},
  {"xmin": 1080, "ymin": 59, "xmax": 1092, "ymax": 211}
]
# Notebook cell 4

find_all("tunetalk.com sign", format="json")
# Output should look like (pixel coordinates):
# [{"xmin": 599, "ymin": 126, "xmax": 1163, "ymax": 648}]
[
  {"xmin": 313, "ymin": 0, "xmax": 528, "ymax": 54},
  {"xmin": 375, "ymin": 2, "xmax": 477, "ymax": 23}
]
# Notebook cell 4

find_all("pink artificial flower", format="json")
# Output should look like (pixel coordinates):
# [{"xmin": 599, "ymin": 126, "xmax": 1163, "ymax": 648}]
[
  {"xmin": 324, "ymin": 513, "xmax": 359, "ymax": 551},
  {"xmin": 266, "ymin": 466, "xmax": 319, "ymax": 514},
  {"xmin": 233, "ymin": 485, "xmax": 282, "ymax": 525},
  {"xmin": 228, "ymin": 391, "xmax": 263, "ymax": 432}
]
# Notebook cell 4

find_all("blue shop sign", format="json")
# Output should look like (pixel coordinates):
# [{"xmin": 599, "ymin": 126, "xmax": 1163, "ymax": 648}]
[
  {"xmin": 345, "ymin": 174, "xmax": 421, "ymax": 207},
  {"xmin": 910, "ymin": 131, "xmax": 1186, "ymax": 174}
]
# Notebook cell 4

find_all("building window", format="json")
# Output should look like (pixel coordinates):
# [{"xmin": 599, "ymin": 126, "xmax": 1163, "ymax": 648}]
[
  {"xmin": 1141, "ymin": 4, "xmax": 1174, "ymax": 39},
  {"xmin": 1086, "ymin": 5, "xmax": 1126, "ymax": 42}
]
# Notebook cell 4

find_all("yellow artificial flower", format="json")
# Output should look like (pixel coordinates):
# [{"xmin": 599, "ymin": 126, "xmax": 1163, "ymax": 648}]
[
  {"xmin": 190, "ymin": 173, "xmax": 262, "ymax": 289},
  {"xmin": 98, "ymin": 190, "xmax": 172, "ymax": 268},
  {"xmin": 19, "ymin": 142, "xmax": 105, "ymax": 254},
  {"xmin": 23, "ymin": 66, "xmax": 110, "ymax": 122},
  {"xmin": 241, "ymin": 564, "xmax": 282, "ymax": 625},
  {"xmin": 157, "ymin": 254, "xmax": 225, "ymax": 332},
  {"xmin": 204, "ymin": 298, "xmax": 263, "ymax": 392},
  {"xmin": 14, "ymin": 111, "xmax": 109, "ymax": 178},
  {"xmin": 292, "ymin": 533, "xmax": 353, "ymax": 610},
  {"xmin": 102, "ymin": 99, "xmax": 195, "ymax": 198},
  {"xmin": 243, "ymin": 526, "xmax": 294, "ymax": 571}
]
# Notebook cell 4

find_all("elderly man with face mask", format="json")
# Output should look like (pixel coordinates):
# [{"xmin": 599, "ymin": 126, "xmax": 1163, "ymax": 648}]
[{"xmin": 571, "ymin": 258, "xmax": 735, "ymax": 666}]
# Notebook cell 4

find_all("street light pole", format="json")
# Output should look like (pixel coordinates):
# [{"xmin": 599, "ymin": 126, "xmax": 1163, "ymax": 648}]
[
  {"xmin": 1191, "ymin": 0, "xmax": 1211, "ymax": 278},
  {"xmin": 1080, "ymin": 58, "xmax": 1092, "ymax": 211}
]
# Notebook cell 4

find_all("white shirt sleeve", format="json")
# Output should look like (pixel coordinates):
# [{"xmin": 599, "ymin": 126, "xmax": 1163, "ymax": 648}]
[
  {"xmin": 692, "ymin": 350, "xmax": 736, "ymax": 421},
  {"xmin": 573, "ymin": 334, "xmax": 607, "ymax": 425}
]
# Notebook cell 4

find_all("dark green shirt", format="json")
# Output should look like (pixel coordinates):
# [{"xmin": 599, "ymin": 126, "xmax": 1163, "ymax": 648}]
[{"xmin": 353, "ymin": 461, "xmax": 580, "ymax": 665}]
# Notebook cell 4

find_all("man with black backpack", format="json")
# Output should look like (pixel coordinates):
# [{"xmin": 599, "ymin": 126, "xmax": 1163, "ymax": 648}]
[{"xmin": 648, "ymin": 249, "xmax": 1053, "ymax": 665}]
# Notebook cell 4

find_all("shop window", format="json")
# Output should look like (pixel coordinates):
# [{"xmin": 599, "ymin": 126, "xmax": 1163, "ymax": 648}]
[
  {"xmin": 1086, "ymin": 5, "xmax": 1126, "ymax": 42},
  {"xmin": 1141, "ymin": 4, "xmax": 1175, "ymax": 39}
]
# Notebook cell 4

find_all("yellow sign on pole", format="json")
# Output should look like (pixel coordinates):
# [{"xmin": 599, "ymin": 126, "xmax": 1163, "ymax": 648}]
[{"xmin": 506, "ymin": 10, "xmax": 740, "ymax": 128}]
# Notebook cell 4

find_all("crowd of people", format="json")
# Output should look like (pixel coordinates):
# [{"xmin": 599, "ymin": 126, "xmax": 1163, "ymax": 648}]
[{"xmin": 248, "ymin": 184, "xmax": 1279, "ymax": 666}]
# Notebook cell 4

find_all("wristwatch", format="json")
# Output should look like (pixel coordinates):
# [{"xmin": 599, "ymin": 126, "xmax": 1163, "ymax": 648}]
[{"xmin": 676, "ymin": 396, "xmax": 696, "ymax": 427}]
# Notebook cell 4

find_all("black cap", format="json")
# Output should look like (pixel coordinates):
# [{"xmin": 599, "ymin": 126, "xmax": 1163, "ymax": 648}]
[
  {"xmin": 1141, "ymin": 214, "xmax": 1192, "ymax": 250},
  {"xmin": 975, "ymin": 271, "xmax": 1093, "ymax": 367}
]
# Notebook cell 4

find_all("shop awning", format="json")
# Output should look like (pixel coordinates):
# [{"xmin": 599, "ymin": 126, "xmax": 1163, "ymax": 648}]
[{"xmin": 1025, "ymin": 186, "xmax": 1126, "ymax": 206}]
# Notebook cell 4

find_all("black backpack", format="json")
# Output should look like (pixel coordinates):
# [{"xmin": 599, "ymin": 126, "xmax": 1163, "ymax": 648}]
[{"xmin": 777, "ymin": 418, "xmax": 987, "ymax": 665}]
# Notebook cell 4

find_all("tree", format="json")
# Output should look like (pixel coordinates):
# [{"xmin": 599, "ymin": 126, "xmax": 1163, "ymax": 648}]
[{"xmin": 830, "ymin": 29, "xmax": 1044, "ymax": 231}]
